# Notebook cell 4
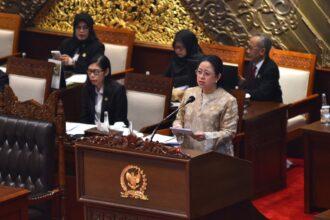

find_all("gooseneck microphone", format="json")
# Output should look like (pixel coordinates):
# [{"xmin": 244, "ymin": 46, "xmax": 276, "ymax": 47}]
[{"xmin": 150, "ymin": 96, "xmax": 195, "ymax": 141}]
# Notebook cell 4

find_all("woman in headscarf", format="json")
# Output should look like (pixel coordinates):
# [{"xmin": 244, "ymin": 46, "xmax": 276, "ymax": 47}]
[
  {"xmin": 164, "ymin": 29, "xmax": 204, "ymax": 88},
  {"xmin": 58, "ymin": 12, "xmax": 105, "ymax": 75}
]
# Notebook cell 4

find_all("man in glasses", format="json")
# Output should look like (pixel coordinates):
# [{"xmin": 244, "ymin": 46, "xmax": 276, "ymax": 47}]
[{"xmin": 239, "ymin": 33, "xmax": 282, "ymax": 102}]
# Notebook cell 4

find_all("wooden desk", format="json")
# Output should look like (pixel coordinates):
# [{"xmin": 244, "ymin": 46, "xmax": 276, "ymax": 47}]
[
  {"xmin": 243, "ymin": 101, "xmax": 288, "ymax": 198},
  {"xmin": 302, "ymin": 121, "xmax": 330, "ymax": 213},
  {"xmin": 0, "ymin": 186, "xmax": 30, "ymax": 220}
]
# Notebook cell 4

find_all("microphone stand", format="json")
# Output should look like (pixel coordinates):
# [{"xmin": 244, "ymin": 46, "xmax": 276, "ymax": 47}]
[{"xmin": 150, "ymin": 97, "xmax": 194, "ymax": 141}]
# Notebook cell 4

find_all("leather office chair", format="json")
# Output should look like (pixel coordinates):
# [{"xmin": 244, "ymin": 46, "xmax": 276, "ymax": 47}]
[
  {"xmin": 0, "ymin": 13, "xmax": 22, "ymax": 64},
  {"xmin": 125, "ymin": 73, "xmax": 173, "ymax": 131},
  {"xmin": 6, "ymin": 57, "xmax": 55, "ymax": 104},
  {"xmin": 269, "ymin": 48, "xmax": 319, "ymax": 141},
  {"xmin": 0, "ymin": 85, "xmax": 66, "ymax": 220},
  {"xmin": 94, "ymin": 26, "xmax": 135, "ymax": 80}
]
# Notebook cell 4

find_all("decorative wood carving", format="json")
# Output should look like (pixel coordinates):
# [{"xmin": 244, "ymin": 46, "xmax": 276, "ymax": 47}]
[
  {"xmin": 76, "ymin": 134, "xmax": 190, "ymax": 159},
  {"xmin": 0, "ymin": 0, "xmax": 50, "ymax": 26},
  {"xmin": 0, "ymin": 85, "xmax": 59, "ymax": 123}
]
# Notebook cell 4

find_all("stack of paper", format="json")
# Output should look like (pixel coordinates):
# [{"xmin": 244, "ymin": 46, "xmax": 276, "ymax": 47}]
[
  {"xmin": 143, "ymin": 134, "xmax": 178, "ymax": 145},
  {"xmin": 65, "ymin": 74, "xmax": 87, "ymax": 85},
  {"xmin": 66, "ymin": 122, "xmax": 96, "ymax": 135}
]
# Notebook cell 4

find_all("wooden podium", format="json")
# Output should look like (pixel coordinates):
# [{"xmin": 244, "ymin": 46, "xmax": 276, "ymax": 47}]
[{"xmin": 75, "ymin": 135, "xmax": 266, "ymax": 220}]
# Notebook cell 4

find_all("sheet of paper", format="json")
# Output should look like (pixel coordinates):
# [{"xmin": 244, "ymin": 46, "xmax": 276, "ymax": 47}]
[
  {"xmin": 48, "ymin": 58, "xmax": 62, "ymax": 89},
  {"xmin": 143, "ymin": 134, "xmax": 178, "ymax": 145},
  {"xmin": 0, "ymin": 66, "xmax": 6, "ymax": 73},
  {"xmin": 66, "ymin": 122, "xmax": 96, "ymax": 135},
  {"xmin": 65, "ymin": 74, "xmax": 87, "ymax": 85},
  {"xmin": 170, "ymin": 127, "xmax": 193, "ymax": 135}
]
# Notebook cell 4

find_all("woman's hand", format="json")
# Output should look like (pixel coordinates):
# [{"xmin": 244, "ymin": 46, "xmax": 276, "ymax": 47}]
[
  {"xmin": 60, "ymin": 54, "xmax": 74, "ymax": 66},
  {"xmin": 192, "ymin": 131, "xmax": 205, "ymax": 141},
  {"xmin": 171, "ymin": 123, "xmax": 182, "ymax": 135}
]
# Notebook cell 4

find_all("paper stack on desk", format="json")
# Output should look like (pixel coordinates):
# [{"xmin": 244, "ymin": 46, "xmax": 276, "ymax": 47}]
[
  {"xmin": 66, "ymin": 122, "xmax": 95, "ymax": 135},
  {"xmin": 143, "ymin": 134, "xmax": 178, "ymax": 145}
]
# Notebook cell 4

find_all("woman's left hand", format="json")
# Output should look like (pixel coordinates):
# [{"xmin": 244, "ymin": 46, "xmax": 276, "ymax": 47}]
[{"xmin": 192, "ymin": 131, "xmax": 205, "ymax": 141}]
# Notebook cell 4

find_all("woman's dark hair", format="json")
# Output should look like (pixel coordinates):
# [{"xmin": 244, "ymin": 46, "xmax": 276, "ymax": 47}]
[
  {"xmin": 89, "ymin": 54, "xmax": 111, "ymax": 72},
  {"xmin": 73, "ymin": 12, "xmax": 97, "ymax": 42},
  {"xmin": 199, "ymin": 55, "xmax": 223, "ymax": 87},
  {"xmin": 86, "ymin": 55, "xmax": 112, "ymax": 86},
  {"xmin": 172, "ymin": 29, "xmax": 201, "ymax": 57}
]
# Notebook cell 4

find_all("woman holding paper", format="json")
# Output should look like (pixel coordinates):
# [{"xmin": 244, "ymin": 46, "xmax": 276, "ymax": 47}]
[
  {"xmin": 58, "ymin": 12, "xmax": 105, "ymax": 75},
  {"xmin": 80, "ymin": 55, "xmax": 128, "ymax": 126},
  {"xmin": 172, "ymin": 55, "xmax": 238, "ymax": 156}
]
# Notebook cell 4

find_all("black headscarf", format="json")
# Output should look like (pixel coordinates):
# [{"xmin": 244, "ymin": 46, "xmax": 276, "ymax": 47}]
[
  {"xmin": 72, "ymin": 12, "xmax": 97, "ymax": 43},
  {"xmin": 165, "ymin": 30, "xmax": 204, "ymax": 87}
]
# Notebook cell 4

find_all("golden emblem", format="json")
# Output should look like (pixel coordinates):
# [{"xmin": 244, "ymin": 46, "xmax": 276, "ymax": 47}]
[{"xmin": 120, "ymin": 165, "xmax": 148, "ymax": 200}]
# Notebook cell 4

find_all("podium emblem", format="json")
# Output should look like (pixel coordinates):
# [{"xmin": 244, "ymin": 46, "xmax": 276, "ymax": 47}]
[{"xmin": 120, "ymin": 165, "xmax": 149, "ymax": 200}]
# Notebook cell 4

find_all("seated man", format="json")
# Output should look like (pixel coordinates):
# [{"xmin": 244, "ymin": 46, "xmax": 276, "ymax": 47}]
[{"xmin": 239, "ymin": 34, "xmax": 282, "ymax": 102}]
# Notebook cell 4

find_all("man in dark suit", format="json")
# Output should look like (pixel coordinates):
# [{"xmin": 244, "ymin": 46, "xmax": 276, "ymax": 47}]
[{"xmin": 240, "ymin": 34, "xmax": 282, "ymax": 102}]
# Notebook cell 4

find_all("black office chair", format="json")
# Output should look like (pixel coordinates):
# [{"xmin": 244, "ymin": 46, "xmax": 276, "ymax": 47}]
[{"xmin": 0, "ymin": 85, "xmax": 66, "ymax": 220}]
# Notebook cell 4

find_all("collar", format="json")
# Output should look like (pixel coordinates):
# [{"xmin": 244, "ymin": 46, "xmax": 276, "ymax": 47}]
[
  {"xmin": 254, "ymin": 58, "xmax": 265, "ymax": 71},
  {"xmin": 95, "ymin": 86, "xmax": 104, "ymax": 95}
]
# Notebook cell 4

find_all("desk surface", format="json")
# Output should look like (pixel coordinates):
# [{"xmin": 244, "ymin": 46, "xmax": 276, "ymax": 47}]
[
  {"xmin": 244, "ymin": 101, "xmax": 286, "ymax": 120},
  {"xmin": 0, "ymin": 185, "xmax": 30, "ymax": 203},
  {"xmin": 0, "ymin": 185, "xmax": 30, "ymax": 220},
  {"xmin": 301, "ymin": 120, "xmax": 330, "ymax": 134}
]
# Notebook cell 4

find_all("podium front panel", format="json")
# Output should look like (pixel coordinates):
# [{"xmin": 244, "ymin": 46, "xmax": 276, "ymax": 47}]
[{"xmin": 76, "ymin": 146, "xmax": 190, "ymax": 218}]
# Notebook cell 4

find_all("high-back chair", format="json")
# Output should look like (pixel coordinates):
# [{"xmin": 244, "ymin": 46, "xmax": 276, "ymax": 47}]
[
  {"xmin": 269, "ymin": 48, "xmax": 319, "ymax": 141},
  {"xmin": 125, "ymin": 73, "xmax": 173, "ymax": 131},
  {"xmin": 201, "ymin": 43, "xmax": 245, "ymax": 90},
  {"xmin": 0, "ymin": 13, "xmax": 22, "ymax": 64},
  {"xmin": 0, "ymin": 85, "xmax": 66, "ymax": 219},
  {"xmin": 94, "ymin": 26, "xmax": 135, "ymax": 79},
  {"xmin": 6, "ymin": 57, "xmax": 54, "ymax": 104}
]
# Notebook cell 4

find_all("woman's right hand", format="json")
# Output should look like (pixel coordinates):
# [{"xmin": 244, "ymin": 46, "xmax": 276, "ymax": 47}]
[{"xmin": 60, "ymin": 54, "xmax": 74, "ymax": 66}]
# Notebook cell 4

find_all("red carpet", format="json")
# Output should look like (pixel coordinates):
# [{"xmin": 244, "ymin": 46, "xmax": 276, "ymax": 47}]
[{"xmin": 253, "ymin": 159, "xmax": 316, "ymax": 220}]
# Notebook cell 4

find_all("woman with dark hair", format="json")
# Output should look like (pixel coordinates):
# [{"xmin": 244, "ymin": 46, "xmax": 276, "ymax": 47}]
[
  {"xmin": 164, "ymin": 29, "xmax": 204, "ymax": 88},
  {"xmin": 172, "ymin": 55, "xmax": 238, "ymax": 156},
  {"xmin": 58, "ymin": 12, "xmax": 105, "ymax": 75},
  {"xmin": 80, "ymin": 55, "xmax": 128, "ymax": 126}
]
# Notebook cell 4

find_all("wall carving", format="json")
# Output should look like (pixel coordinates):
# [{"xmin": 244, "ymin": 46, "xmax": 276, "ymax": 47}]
[
  {"xmin": 0, "ymin": 0, "xmax": 329, "ymax": 68},
  {"xmin": 0, "ymin": 0, "xmax": 47, "ymax": 25},
  {"xmin": 33, "ymin": 0, "xmax": 211, "ymax": 44}
]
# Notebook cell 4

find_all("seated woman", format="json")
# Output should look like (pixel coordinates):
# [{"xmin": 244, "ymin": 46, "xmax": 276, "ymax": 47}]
[
  {"xmin": 172, "ymin": 55, "xmax": 238, "ymax": 156},
  {"xmin": 164, "ymin": 29, "xmax": 204, "ymax": 89},
  {"xmin": 81, "ymin": 55, "xmax": 128, "ymax": 126},
  {"xmin": 58, "ymin": 12, "xmax": 105, "ymax": 76}
]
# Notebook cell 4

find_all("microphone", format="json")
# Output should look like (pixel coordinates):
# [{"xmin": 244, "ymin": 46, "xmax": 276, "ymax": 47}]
[{"xmin": 150, "ymin": 96, "xmax": 195, "ymax": 141}]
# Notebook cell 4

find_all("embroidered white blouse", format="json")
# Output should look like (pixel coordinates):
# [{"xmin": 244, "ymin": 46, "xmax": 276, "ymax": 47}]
[{"xmin": 173, "ymin": 86, "xmax": 238, "ymax": 156}]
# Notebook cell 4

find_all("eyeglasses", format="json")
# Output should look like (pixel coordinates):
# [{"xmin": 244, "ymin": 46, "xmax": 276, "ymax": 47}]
[
  {"xmin": 75, "ymin": 25, "xmax": 89, "ymax": 31},
  {"xmin": 87, "ymin": 69, "xmax": 104, "ymax": 76},
  {"xmin": 247, "ymin": 45, "xmax": 261, "ymax": 51},
  {"xmin": 195, "ymin": 69, "xmax": 215, "ymax": 77}
]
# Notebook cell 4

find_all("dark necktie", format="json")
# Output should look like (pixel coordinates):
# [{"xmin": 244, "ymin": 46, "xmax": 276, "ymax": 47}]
[{"xmin": 249, "ymin": 64, "xmax": 257, "ymax": 88}]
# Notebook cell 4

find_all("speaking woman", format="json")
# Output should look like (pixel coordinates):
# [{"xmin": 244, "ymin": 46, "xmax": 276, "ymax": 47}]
[{"xmin": 173, "ymin": 55, "xmax": 238, "ymax": 156}]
